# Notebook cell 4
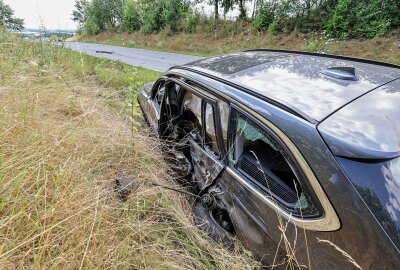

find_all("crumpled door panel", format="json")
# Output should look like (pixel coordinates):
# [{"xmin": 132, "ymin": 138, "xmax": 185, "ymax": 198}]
[{"xmin": 189, "ymin": 139, "xmax": 224, "ymax": 191}]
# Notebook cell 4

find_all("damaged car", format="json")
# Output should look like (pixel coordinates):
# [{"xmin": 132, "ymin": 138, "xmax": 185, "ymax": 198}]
[{"xmin": 138, "ymin": 50, "xmax": 400, "ymax": 269}]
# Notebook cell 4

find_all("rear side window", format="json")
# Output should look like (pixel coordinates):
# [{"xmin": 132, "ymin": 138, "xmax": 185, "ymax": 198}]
[{"xmin": 229, "ymin": 110, "xmax": 319, "ymax": 217}]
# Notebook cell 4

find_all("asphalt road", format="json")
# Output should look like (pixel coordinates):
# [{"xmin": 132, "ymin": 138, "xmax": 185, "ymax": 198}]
[{"xmin": 64, "ymin": 42, "xmax": 203, "ymax": 72}]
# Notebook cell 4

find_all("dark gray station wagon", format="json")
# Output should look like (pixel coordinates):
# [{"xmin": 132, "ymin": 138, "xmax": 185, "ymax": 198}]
[{"xmin": 138, "ymin": 50, "xmax": 400, "ymax": 269}]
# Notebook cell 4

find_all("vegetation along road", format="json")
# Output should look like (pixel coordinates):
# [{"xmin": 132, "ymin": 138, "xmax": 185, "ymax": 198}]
[{"xmin": 64, "ymin": 42, "xmax": 203, "ymax": 71}]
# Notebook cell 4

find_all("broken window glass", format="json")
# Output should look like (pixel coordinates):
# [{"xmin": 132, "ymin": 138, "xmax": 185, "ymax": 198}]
[{"xmin": 229, "ymin": 110, "xmax": 318, "ymax": 216}]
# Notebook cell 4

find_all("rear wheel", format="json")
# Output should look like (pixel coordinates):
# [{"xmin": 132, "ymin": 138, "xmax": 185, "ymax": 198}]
[{"xmin": 193, "ymin": 199, "xmax": 235, "ymax": 243}]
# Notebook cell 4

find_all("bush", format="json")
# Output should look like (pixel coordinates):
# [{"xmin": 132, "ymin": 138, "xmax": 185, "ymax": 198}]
[
  {"xmin": 183, "ymin": 12, "xmax": 199, "ymax": 33},
  {"xmin": 268, "ymin": 20, "xmax": 279, "ymax": 36},
  {"xmin": 141, "ymin": 0, "xmax": 165, "ymax": 34},
  {"xmin": 252, "ymin": 2, "xmax": 275, "ymax": 32},
  {"xmin": 325, "ymin": 0, "xmax": 399, "ymax": 38},
  {"xmin": 163, "ymin": 0, "xmax": 184, "ymax": 32},
  {"xmin": 122, "ymin": 0, "xmax": 141, "ymax": 32},
  {"xmin": 83, "ymin": 17, "xmax": 101, "ymax": 35}
]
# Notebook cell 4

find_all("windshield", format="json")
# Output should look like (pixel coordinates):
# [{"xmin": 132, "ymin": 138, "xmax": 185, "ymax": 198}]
[{"xmin": 337, "ymin": 156, "xmax": 400, "ymax": 250}]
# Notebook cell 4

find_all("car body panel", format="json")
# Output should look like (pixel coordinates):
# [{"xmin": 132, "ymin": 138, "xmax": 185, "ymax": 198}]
[
  {"xmin": 138, "ymin": 81, "xmax": 159, "ymax": 131},
  {"xmin": 189, "ymin": 139, "xmax": 224, "ymax": 190},
  {"xmin": 319, "ymin": 79, "xmax": 400, "ymax": 159}
]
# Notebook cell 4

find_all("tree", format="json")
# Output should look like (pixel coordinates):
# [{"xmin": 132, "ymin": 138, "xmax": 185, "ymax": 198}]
[
  {"xmin": 237, "ymin": 0, "xmax": 247, "ymax": 19},
  {"xmin": 209, "ymin": 0, "xmax": 220, "ymax": 19},
  {"xmin": 0, "ymin": 0, "xmax": 24, "ymax": 30},
  {"xmin": 71, "ymin": 0, "xmax": 88, "ymax": 26},
  {"xmin": 221, "ymin": 0, "xmax": 249, "ymax": 19},
  {"xmin": 71, "ymin": 0, "xmax": 88, "ymax": 32},
  {"xmin": 122, "ymin": 0, "xmax": 141, "ymax": 33},
  {"xmin": 80, "ymin": 0, "xmax": 124, "ymax": 34}
]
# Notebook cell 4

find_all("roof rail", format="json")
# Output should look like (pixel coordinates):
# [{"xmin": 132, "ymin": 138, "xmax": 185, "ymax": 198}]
[
  {"xmin": 245, "ymin": 49, "xmax": 400, "ymax": 69},
  {"xmin": 170, "ymin": 66, "xmax": 317, "ymax": 124}
]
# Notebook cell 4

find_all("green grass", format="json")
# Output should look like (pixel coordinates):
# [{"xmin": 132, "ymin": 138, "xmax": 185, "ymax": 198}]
[{"xmin": 0, "ymin": 28, "xmax": 258, "ymax": 269}]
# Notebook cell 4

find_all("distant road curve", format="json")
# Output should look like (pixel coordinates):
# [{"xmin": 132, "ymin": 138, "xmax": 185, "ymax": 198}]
[{"xmin": 64, "ymin": 42, "xmax": 204, "ymax": 72}]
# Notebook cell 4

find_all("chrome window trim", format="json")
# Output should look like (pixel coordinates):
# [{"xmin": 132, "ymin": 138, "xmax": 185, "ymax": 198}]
[{"xmin": 166, "ymin": 71, "xmax": 341, "ymax": 231}]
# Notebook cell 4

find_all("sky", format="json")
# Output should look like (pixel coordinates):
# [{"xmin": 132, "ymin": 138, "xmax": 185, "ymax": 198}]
[
  {"xmin": 3, "ymin": 0, "xmax": 254, "ymax": 31},
  {"xmin": 4, "ymin": 0, "xmax": 76, "ymax": 30}
]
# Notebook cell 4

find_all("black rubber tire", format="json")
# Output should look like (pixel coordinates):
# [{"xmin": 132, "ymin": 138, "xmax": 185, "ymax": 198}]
[{"xmin": 193, "ymin": 201, "xmax": 233, "ymax": 244}]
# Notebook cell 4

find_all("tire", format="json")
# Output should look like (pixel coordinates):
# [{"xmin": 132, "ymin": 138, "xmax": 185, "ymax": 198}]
[{"xmin": 193, "ymin": 201, "xmax": 234, "ymax": 244}]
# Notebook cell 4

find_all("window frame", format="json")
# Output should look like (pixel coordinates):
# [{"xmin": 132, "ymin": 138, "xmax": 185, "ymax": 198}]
[
  {"xmin": 151, "ymin": 79, "xmax": 166, "ymax": 108},
  {"xmin": 202, "ymin": 100, "xmax": 223, "ymax": 160},
  {"xmin": 228, "ymin": 105, "xmax": 323, "ymax": 218},
  {"xmin": 177, "ymin": 81, "xmax": 230, "ymax": 161},
  {"xmin": 180, "ymin": 88, "xmax": 204, "ymax": 145}
]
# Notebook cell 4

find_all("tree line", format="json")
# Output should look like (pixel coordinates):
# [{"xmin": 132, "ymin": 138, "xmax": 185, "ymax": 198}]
[
  {"xmin": 72, "ymin": 0, "xmax": 400, "ymax": 38},
  {"xmin": 0, "ymin": 0, "xmax": 24, "ymax": 31}
]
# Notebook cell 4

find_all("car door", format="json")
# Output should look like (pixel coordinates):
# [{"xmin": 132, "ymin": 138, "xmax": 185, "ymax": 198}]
[
  {"xmin": 214, "ymin": 105, "xmax": 342, "ymax": 265},
  {"xmin": 143, "ymin": 79, "xmax": 166, "ymax": 132},
  {"xmin": 178, "ymin": 83, "xmax": 226, "ymax": 191},
  {"xmin": 190, "ymin": 100, "xmax": 225, "ymax": 190}
]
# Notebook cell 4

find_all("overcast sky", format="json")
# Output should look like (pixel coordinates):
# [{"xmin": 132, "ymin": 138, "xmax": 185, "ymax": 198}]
[
  {"xmin": 4, "ymin": 0, "xmax": 76, "ymax": 30},
  {"xmin": 3, "ymin": 0, "xmax": 252, "ymax": 31}
]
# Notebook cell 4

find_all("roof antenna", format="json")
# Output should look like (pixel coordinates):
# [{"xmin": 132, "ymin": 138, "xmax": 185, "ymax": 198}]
[{"xmin": 321, "ymin": 67, "xmax": 358, "ymax": 81}]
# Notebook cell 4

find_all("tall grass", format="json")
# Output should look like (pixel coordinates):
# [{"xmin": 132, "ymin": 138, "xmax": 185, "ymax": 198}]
[{"xmin": 0, "ymin": 29, "xmax": 258, "ymax": 269}]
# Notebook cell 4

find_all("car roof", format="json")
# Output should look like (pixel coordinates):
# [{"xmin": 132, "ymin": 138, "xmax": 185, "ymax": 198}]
[{"xmin": 180, "ymin": 50, "xmax": 400, "ymax": 122}]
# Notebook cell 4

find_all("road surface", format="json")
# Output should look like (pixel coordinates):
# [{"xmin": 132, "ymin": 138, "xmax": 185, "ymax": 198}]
[{"xmin": 64, "ymin": 42, "xmax": 203, "ymax": 72}]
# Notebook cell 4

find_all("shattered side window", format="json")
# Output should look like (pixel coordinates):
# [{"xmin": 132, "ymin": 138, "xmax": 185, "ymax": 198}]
[{"xmin": 229, "ymin": 110, "xmax": 319, "ymax": 217}]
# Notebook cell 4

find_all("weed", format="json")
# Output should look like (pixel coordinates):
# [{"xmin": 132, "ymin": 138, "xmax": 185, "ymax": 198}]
[{"xmin": 0, "ymin": 30, "xmax": 258, "ymax": 269}]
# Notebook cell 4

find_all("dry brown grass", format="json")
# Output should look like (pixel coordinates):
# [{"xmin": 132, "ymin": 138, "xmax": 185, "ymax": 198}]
[
  {"xmin": 73, "ymin": 28, "xmax": 400, "ymax": 65},
  {"xmin": 0, "ymin": 30, "xmax": 259, "ymax": 269}
]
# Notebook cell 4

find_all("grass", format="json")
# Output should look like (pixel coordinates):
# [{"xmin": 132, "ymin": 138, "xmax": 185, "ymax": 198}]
[
  {"xmin": 0, "ymin": 29, "xmax": 259, "ymax": 269},
  {"xmin": 70, "ymin": 28, "xmax": 400, "ymax": 65}
]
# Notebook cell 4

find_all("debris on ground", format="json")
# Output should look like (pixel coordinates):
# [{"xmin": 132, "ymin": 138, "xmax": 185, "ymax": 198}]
[{"xmin": 114, "ymin": 176, "xmax": 140, "ymax": 202}]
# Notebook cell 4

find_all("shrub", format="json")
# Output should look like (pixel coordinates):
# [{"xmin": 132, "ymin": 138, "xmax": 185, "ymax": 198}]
[
  {"xmin": 83, "ymin": 16, "xmax": 101, "ymax": 35},
  {"xmin": 325, "ymin": 0, "xmax": 399, "ymax": 38},
  {"xmin": 122, "ymin": 0, "xmax": 141, "ymax": 33},
  {"xmin": 252, "ymin": 2, "xmax": 275, "ymax": 32},
  {"xmin": 163, "ymin": 0, "xmax": 184, "ymax": 32},
  {"xmin": 183, "ymin": 12, "xmax": 199, "ymax": 33},
  {"xmin": 268, "ymin": 20, "xmax": 279, "ymax": 36},
  {"xmin": 141, "ymin": 0, "xmax": 165, "ymax": 34}
]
